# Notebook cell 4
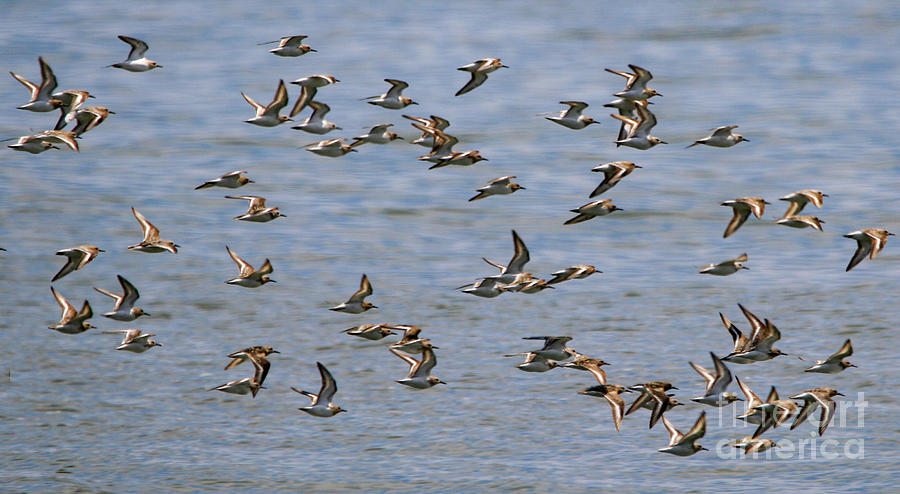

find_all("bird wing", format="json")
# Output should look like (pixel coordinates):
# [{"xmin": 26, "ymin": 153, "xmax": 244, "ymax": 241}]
[
  {"xmin": 131, "ymin": 207, "xmax": 160, "ymax": 242},
  {"xmin": 348, "ymin": 274, "xmax": 373, "ymax": 303},
  {"xmin": 226, "ymin": 246, "xmax": 254, "ymax": 277},
  {"xmin": 317, "ymin": 362, "xmax": 338, "ymax": 402},
  {"xmin": 118, "ymin": 35, "xmax": 149, "ymax": 60}
]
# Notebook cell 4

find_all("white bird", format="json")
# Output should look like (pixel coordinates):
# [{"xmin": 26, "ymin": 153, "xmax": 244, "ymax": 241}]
[
  {"xmin": 242, "ymin": 80, "xmax": 292, "ymax": 127},
  {"xmin": 225, "ymin": 195, "xmax": 284, "ymax": 222},
  {"xmin": 589, "ymin": 161, "xmax": 641, "ymax": 197},
  {"xmin": 457, "ymin": 277, "xmax": 504, "ymax": 298},
  {"xmin": 291, "ymin": 100, "xmax": 341, "ymax": 134},
  {"xmin": 292, "ymin": 362, "xmax": 347, "ymax": 417},
  {"xmin": 224, "ymin": 246, "xmax": 275, "ymax": 287},
  {"xmin": 107, "ymin": 36, "xmax": 162, "ymax": 72},
  {"xmin": 776, "ymin": 215, "xmax": 824, "ymax": 231},
  {"xmin": 545, "ymin": 101, "xmax": 597, "ymax": 129},
  {"xmin": 289, "ymin": 74, "xmax": 338, "ymax": 116},
  {"xmin": 48, "ymin": 286, "xmax": 94, "ymax": 334},
  {"xmin": 790, "ymin": 388, "xmax": 843, "ymax": 436},
  {"xmin": 844, "ymin": 228, "xmax": 893, "ymax": 271},
  {"xmin": 391, "ymin": 347, "xmax": 445, "ymax": 388},
  {"xmin": 363, "ymin": 79, "xmax": 417, "ymax": 109},
  {"xmin": 483, "ymin": 230, "xmax": 531, "ymax": 284},
  {"xmin": 455, "ymin": 58, "xmax": 507, "ymax": 96},
  {"xmin": 564, "ymin": 199, "xmax": 622, "ymax": 225},
  {"xmin": 351, "ymin": 123, "xmax": 402, "ymax": 146},
  {"xmin": 610, "ymin": 101, "xmax": 667, "ymax": 149},
  {"xmin": 330, "ymin": 274, "xmax": 377, "ymax": 313},
  {"xmin": 94, "ymin": 275, "xmax": 150, "ymax": 321},
  {"xmin": 11, "ymin": 56, "xmax": 62, "ymax": 112},
  {"xmin": 305, "ymin": 138, "xmax": 357, "ymax": 157},
  {"xmin": 546, "ymin": 265, "xmax": 599, "ymax": 285},
  {"xmin": 52, "ymin": 245, "xmax": 104, "ymax": 282},
  {"xmin": 658, "ymin": 411, "xmax": 707, "ymax": 456},
  {"xmin": 505, "ymin": 352, "xmax": 559, "ymax": 372},
  {"xmin": 689, "ymin": 352, "xmax": 741, "ymax": 407},
  {"xmin": 687, "ymin": 125, "xmax": 748, "ymax": 148},
  {"xmin": 127, "ymin": 207, "xmax": 179, "ymax": 254},
  {"xmin": 103, "ymin": 329, "xmax": 161, "ymax": 353},
  {"xmin": 522, "ymin": 336, "xmax": 574, "ymax": 361},
  {"xmin": 259, "ymin": 35, "xmax": 315, "ymax": 57},
  {"xmin": 7, "ymin": 135, "xmax": 58, "ymax": 154},
  {"xmin": 804, "ymin": 339, "xmax": 855, "ymax": 374},
  {"xmin": 404, "ymin": 114, "xmax": 451, "ymax": 147},
  {"xmin": 195, "ymin": 170, "xmax": 253, "ymax": 190},
  {"xmin": 606, "ymin": 64, "xmax": 661, "ymax": 101},
  {"xmin": 699, "ymin": 253, "xmax": 749, "ymax": 276}
]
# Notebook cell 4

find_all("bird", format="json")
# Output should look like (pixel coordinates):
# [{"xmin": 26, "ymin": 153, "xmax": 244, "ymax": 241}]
[
  {"xmin": 626, "ymin": 382, "xmax": 679, "ymax": 429},
  {"xmin": 606, "ymin": 64, "xmax": 661, "ymax": 101},
  {"xmin": 385, "ymin": 325, "xmax": 431, "ymax": 354},
  {"xmin": 721, "ymin": 197, "xmax": 769, "ymax": 238},
  {"xmin": 546, "ymin": 265, "xmax": 600, "ymax": 285},
  {"xmin": 242, "ymin": 80, "xmax": 292, "ymax": 127},
  {"xmin": 561, "ymin": 353, "xmax": 610, "ymax": 384},
  {"xmin": 578, "ymin": 384, "xmax": 631, "ymax": 431},
  {"xmin": 107, "ymin": 36, "xmax": 162, "ymax": 72},
  {"xmin": 224, "ymin": 346, "xmax": 279, "ymax": 371},
  {"xmin": 52, "ymin": 245, "xmax": 103, "ymax": 282},
  {"xmin": 805, "ymin": 339, "xmax": 855, "ymax": 374},
  {"xmin": 341, "ymin": 324, "xmax": 397, "ymax": 341},
  {"xmin": 723, "ymin": 313, "xmax": 795, "ymax": 363},
  {"xmin": 94, "ymin": 275, "xmax": 150, "ymax": 321},
  {"xmin": 291, "ymin": 100, "xmax": 341, "ymax": 134},
  {"xmin": 505, "ymin": 352, "xmax": 559, "ymax": 373},
  {"xmin": 48, "ymin": 286, "xmax": 95, "ymax": 334},
  {"xmin": 412, "ymin": 124, "xmax": 459, "ymax": 163},
  {"xmin": 289, "ymin": 74, "xmax": 339, "ymax": 116},
  {"xmin": 33, "ymin": 130, "xmax": 79, "ymax": 152},
  {"xmin": 604, "ymin": 97, "xmax": 650, "ymax": 142},
  {"xmin": 500, "ymin": 276, "xmax": 554, "ymax": 294},
  {"xmin": 7, "ymin": 135, "xmax": 58, "ymax": 154},
  {"xmin": 351, "ymin": 123, "xmax": 402, "ymax": 146},
  {"xmin": 429, "ymin": 149, "xmax": 487, "ymax": 170},
  {"xmin": 195, "ymin": 170, "xmax": 253, "ymax": 190},
  {"xmin": 589, "ymin": 161, "xmax": 641, "ymax": 197},
  {"xmin": 729, "ymin": 437, "xmax": 778, "ymax": 455},
  {"xmin": 779, "ymin": 190, "xmax": 827, "ymax": 218},
  {"xmin": 455, "ymin": 58, "xmax": 507, "ymax": 96},
  {"xmin": 224, "ymin": 246, "xmax": 275, "ymax": 287},
  {"xmin": 699, "ymin": 253, "xmax": 749, "ymax": 276},
  {"xmin": 610, "ymin": 101, "xmax": 667, "ymax": 149},
  {"xmin": 51, "ymin": 90, "xmax": 93, "ymax": 131},
  {"xmin": 10, "ymin": 56, "xmax": 62, "ymax": 112},
  {"xmin": 734, "ymin": 377, "xmax": 774, "ymax": 425},
  {"xmin": 292, "ymin": 362, "xmax": 346, "ymax": 417},
  {"xmin": 750, "ymin": 389, "xmax": 799, "ymax": 439},
  {"xmin": 686, "ymin": 125, "xmax": 748, "ymax": 148},
  {"xmin": 69, "ymin": 106, "xmax": 115, "ymax": 136},
  {"xmin": 564, "ymin": 199, "xmax": 622, "ymax": 225},
  {"xmin": 127, "ymin": 207, "xmax": 179, "ymax": 254},
  {"xmin": 212, "ymin": 352, "xmax": 270, "ymax": 399},
  {"xmin": 775, "ymin": 215, "xmax": 824, "ymax": 231},
  {"xmin": 404, "ymin": 114, "xmax": 451, "ymax": 147},
  {"xmin": 305, "ymin": 138, "xmax": 357, "ymax": 157},
  {"xmin": 391, "ymin": 347, "xmax": 445, "ymax": 388},
  {"xmin": 522, "ymin": 336, "xmax": 574, "ymax": 361},
  {"xmin": 330, "ymin": 274, "xmax": 377, "ymax": 313},
  {"xmin": 689, "ymin": 352, "xmax": 741, "ymax": 407},
  {"xmin": 844, "ymin": 228, "xmax": 893, "ymax": 271},
  {"xmin": 658, "ymin": 412, "xmax": 707, "ymax": 457},
  {"xmin": 363, "ymin": 79, "xmax": 417, "ymax": 109},
  {"xmin": 457, "ymin": 277, "xmax": 504, "ymax": 298},
  {"xmin": 259, "ymin": 35, "xmax": 315, "ymax": 57},
  {"xmin": 103, "ymin": 329, "xmax": 161, "ymax": 353},
  {"xmin": 483, "ymin": 230, "xmax": 531, "ymax": 285},
  {"xmin": 790, "ymin": 388, "xmax": 843, "ymax": 436},
  {"xmin": 224, "ymin": 195, "xmax": 284, "ymax": 222},
  {"xmin": 545, "ymin": 101, "xmax": 597, "ymax": 129}
]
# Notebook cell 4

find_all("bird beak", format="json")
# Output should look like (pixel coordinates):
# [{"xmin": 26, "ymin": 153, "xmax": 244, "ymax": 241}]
[
  {"xmin": 482, "ymin": 158, "xmax": 489, "ymax": 161},
  {"xmin": 269, "ymin": 279, "xmax": 277, "ymax": 283},
  {"xmin": 335, "ymin": 126, "xmax": 343, "ymax": 130},
  {"xmin": 438, "ymin": 380, "xmax": 447, "ymax": 385},
  {"xmin": 835, "ymin": 392, "xmax": 845, "ymax": 397},
  {"xmin": 519, "ymin": 186, "xmax": 526, "ymax": 190},
  {"xmin": 156, "ymin": 65, "xmax": 164, "ymax": 68},
  {"xmin": 144, "ymin": 312, "xmax": 152, "ymax": 317},
  {"xmin": 670, "ymin": 386, "xmax": 679, "ymax": 390},
  {"xmin": 272, "ymin": 350, "xmax": 281, "ymax": 354},
  {"xmin": 309, "ymin": 49, "xmax": 318, "ymax": 53},
  {"xmin": 500, "ymin": 65, "xmax": 509, "ymax": 68},
  {"xmin": 741, "ymin": 266, "xmax": 750, "ymax": 270},
  {"xmin": 658, "ymin": 140, "xmax": 668, "ymax": 144}
]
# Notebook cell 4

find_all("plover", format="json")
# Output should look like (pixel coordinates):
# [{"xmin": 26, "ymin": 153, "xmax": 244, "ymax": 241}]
[
  {"xmin": 561, "ymin": 353, "xmax": 610, "ymax": 384},
  {"xmin": 468, "ymin": 176, "xmax": 524, "ymax": 202},
  {"xmin": 51, "ymin": 90, "xmax": 92, "ymax": 131},
  {"xmin": 225, "ymin": 195, "xmax": 284, "ymax": 222},
  {"xmin": 578, "ymin": 384, "xmax": 630, "ymax": 431},
  {"xmin": 790, "ymin": 388, "xmax": 843, "ymax": 436},
  {"xmin": 363, "ymin": 79, "xmax": 417, "ymax": 109},
  {"xmin": 69, "ymin": 106, "xmax": 115, "ymax": 136},
  {"xmin": 501, "ymin": 276, "xmax": 554, "ymax": 294},
  {"xmin": 844, "ymin": 228, "xmax": 893, "ymax": 271},
  {"xmin": 455, "ymin": 58, "xmax": 507, "ymax": 96},
  {"xmin": 804, "ymin": 339, "xmax": 855, "ymax": 374},
  {"xmin": 775, "ymin": 215, "xmax": 824, "ymax": 231},
  {"xmin": 259, "ymin": 35, "xmax": 315, "ymax": 57},
  {"xmin": 391, "ymin": 347, "xmax": 445, "ymax": 388},
  {"xmin": 457, "ymin": 277, "xmax": 504, "ymax": 298},
  {"xmin": 107, "ymin": 36, "xmax": 162, "ymax": 72},
  {"xmin": 330, "ymin": 274, "xmax": 377, "ymax": 313},
  {"xmin": 389, "ymin": 337, "xmax": 437, "ymax": 355},
  {"xmin": 291, "ymin": 100, "xmax": 341, "ymax": 134},
  {"xmin": 610, "ymin": 101, "xmax": 667, "ymax": 149},
  {"xmin": 103, "ymin": 329, "xmax": 161, "ymax": 353},
  {"xmin": 626, "ymin": 382, "xmax": 680, "ymax": 429},
  {"xmin": 428, "ymin": 149, "xmax": 486, "ymax": 169},
  {"xmin": 242, "ymin": 79, "xmax": 292, "ymax": 127},
  {"xmin": 779, "ymin": 190, "xmax": 827, "ymax": 217},
  {"xmin": 351, "ymin": 123, "xmax": 402, "ymax": 146},
  {"xmin": 689, "ymin": 352, "xmax": 741, "ymax": 407},
  {"xmin": 604, "ymin": 98, "xmax": 650, "ymax": 142},
  {"xmin": 404, "ymin": 114, "xmax": 451, "ymax": 147},
  {"xmin": 195, "ymin": 170, "xmax": 253, "ymax": 190},
  {"xmin": 413, "ymin": 124, "xmax": 458, "ymax": 163},
  {"xmin": 48, "ymin": 286, "xmax": 94, "ymax": 334},
  {"xmin": 730, "ymin": 437, "xmax": 777, "ymax": 455},
  {"xmin": 658, "ymin": 412, "xmax": 707, "ymax": 456},
  {"xmin": 483, "ymin": 230, "xmax": 531, "ymax": 284},
  {"xmin": 734, "ymin": 377, "xmax": 771, "ymax": 425},
  {"xmin": 94, "ymin": 274, "xmax": 150, "ymax": 321},
  {"xmin": 590, "ymin": 161, "xmax": 641, "ymax": 197},
  {"xmin": 11, "ymin": 56, "xmax": 62, "ymax": 112},
  {"xmin": 341, "ymin": 324, "xmax": 396, "ymax": 341},
  {"xmin": 7, "ymin": 135, "xmax": 58, "ymax": 154},
  {"xmin": 522, "ymin": 336, "xmax": 574, "ymax": 361},
  {"xmin": 721, "ymin": 197, "xmax": 769, "ymax": 238},
  {"xmin": 292, "ymin": 362, "xmax": 346, "ymax": 417},
  {"xmin": 545, "ymin": 101, "xmax": 597, "ymax": 129},
  {"xmin": 225, "ymin": 246, "xmax": 275, "ymax": 287},
  {"xmin": 34, "ymin": 130, "xmax": 79, "ymax": 152},
  {"xmin": 505, "ymin": 352, "xmax": 559, "ymax": 372},
  {"xmin": 546, "ymin": 264, "xmax": 600, "ymax": 285},
  {"xmin": 290, "ymin": 74, "xmax": 338, "ymax": 116},
  {"xmin": 686, "ymin": 125, "xmax": 748, "ymax": 148},
  {"xmin": 305, "ymin": 138, "xmax": 357, "ymax": 157},
  {"xmin": 606, "ymin": 64, "xmax": 661, "ymax": 101},
  {"xmin": 564, "ymin": 199, "xmax": 622, "ymax": 225},
  {"xmin": 224, "ymin": 346, "xmax": 279, "ymax": 371},
  {"xmin": 128, "ymin": 207, "xmax": 178, "ymax": 254},
  {"xmin": 699, "ymin": 253, "xmax": 749, "ymax": 276},
  {"xmin": 52, "ymin": 245, "xmax": 103, "ymax": 282}
]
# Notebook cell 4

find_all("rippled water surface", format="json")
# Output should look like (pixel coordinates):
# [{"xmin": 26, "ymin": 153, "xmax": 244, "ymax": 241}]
[{"xmin": 1, "ymin": 1, "xmax": 899, "ymax": 492}]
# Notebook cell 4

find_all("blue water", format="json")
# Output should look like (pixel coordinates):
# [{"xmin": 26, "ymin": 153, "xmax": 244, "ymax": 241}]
[{"xmin": 1, "ymin": 1, "xmax": 898, "ymax": 492}]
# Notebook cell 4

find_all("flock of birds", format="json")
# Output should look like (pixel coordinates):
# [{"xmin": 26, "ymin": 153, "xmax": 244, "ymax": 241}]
[{"xmin": 6, "ymin": 32, "xmax": 892, "ymax": 458}]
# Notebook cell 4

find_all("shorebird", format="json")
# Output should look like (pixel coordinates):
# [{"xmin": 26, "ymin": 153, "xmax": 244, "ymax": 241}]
[
  {"xmin": 457, "ymin": 277, "xmax": 504, "ymax": 298},
  {"xmin": 844, "ymin": 228, "xmax": 893, "ymax": 271},
  {"xmin": 195, "ymin": 170, "xmax": 253, "ymax": 190},
  {"xmin": 546, "ymin": 265, "xmax": 599, "ymax": 285},
  {"xmin": 779, "ymin": 190, "xmax": 827, "ymax": 217},
  {"xmin": 469, "ymin": 176, "xmax": 524, "ymax": 202},
  {"xmin": 391, "ymin": 347, "xmax": 445, "ymax": 388},
  {"xmin": 429, "ymin": 149, "xmax": 487, "ymax": 169},
  {"xmin": 729, "ymin": 437, "xmax": 777, "ymax": 455},
  {"xmin": 52, "ymin": 245, "xmax": 103, "ymax": 282},
  {"xmin": 750, "ymin": 388, "xmax": 799, "ymax": 438},
  {"xmin": 544, "ymin": 101, "xmax": 597, "ymax": 129},
  {"xmin": 561, "ymin": 353, "xmax": 610, "ymax": 384},
  {"xmin": 610, "ymin": 101, "xmax": 667, "ymax": 149},
  {"xmin": 127, "ymin": 207, "xmax": 178, "ymax": 254},
  {"xmin": 589, "ymin": 161, "xmax": 641, "ymax": 197},
  {"xmin": 686, "ymin": 125, "xmax": 748, "ymax": 148},
  {"xmin": 259, "ymin": 35, "xmax": 315, "ymax": 57},
  {"xmin": 363, "ymin": 79, "xmax": 417, "ymax": 109},
  {"xmin": 290, "ymin": 74, "xmax": 338, "ymax": 116},
  {"xmin": 734, "ymin": 377, "xmax": 775, "ymax": 425},
  {"xmin": 212, "ymin": 353, "xmax": 269, "ymax": 398},
  {"xmin": 224, "ymin": 246, "xmax": 275, "ymax": 287},
  {"xmin": 404, "ymin": 114, "xmax": 451, "ymax": 147},
  {"xmin": 11, "ymin": 56, "xmax": 62, "ymax": 112},
  {"xmin": 699, "ymin": 253, "xmax": 749, "ymax": 276},
  {"xmin": 689, "ymin": 352, "xmax": 741, "ymax": 407},
  {"xmin": 501, "ymin": 276, "xmax": 554, "ymax": 294},
  {"xmin": 578, "ymin": 384, "xmax": 630, "ymax": 431},
  {"xmin": 606, "ymin": 64, "xmax": 661, "ymax": 101},
  {"xmin": 564, "ymin": 199, "xmax": 622, "ymax": 225},
  {"xmin": 103, "ymin": 329, "xmax": 161, "ymax": 353},
  {"xmin": 292, "ymin": 362, "xmax": 346, "ymax": 417},
  {"xmin": 351, "ymin": 123, "xmax": 402, "ymax": 146},
  {"xmin": 305, "ymin": 138, "xmax": 357, "ymax": 157},
  {"xmin": 412, "ymin": 124, "xmax": 458, "ymax": 163},
  {"xmin": 723, "ymin": 310, "xmax": 796, "ymax": 363},
  {"xmin": 291, "ymin": 100, "xmax": 341, "ymax": 134},
  {"xmin": 522, "ymin": 336, "xmax": 574, "ymax": 361},
  {"xmin": 48, "ymin": 286, "xmax": 94, "ymax": 334},
  {"xmin": 330, "ymin": 274, "xmax": 377, "ymax": 313},
  {"xmin": 385, "ymin": 325, "xmax": 429, "ymax": 353},
  {"xmin": 107, "ymin": 36, "xmax": 162, "ymax": 72},
  {"xmin": 34, "ymin": 130, "xmax": 79, "ymax": 152},
  {"xmin": 94, "ymin": 275, "xmax": 149, "ymax": 321},
  {"xmin": 341, "ymin": 324, "xmax": 396, "ymax": 341},
  {"xmin": 775, "ymin": 215, "xmax": 824, "ymax": 231},
  {"xmin": 805, "ymin": 339, "xmax": 855, "ymax": 374},
  {"xmin": 455, "ymin": 58, "xmax": 507, "ymax": 96},
  {"xmin": 51, "ymin": 90, "xmax": 92, "ymax": 130},
  {"xmin": 626, "ymin": 382, "xmax": 680, "ymax": 429},
  {"xmin": 69, "ymin": 106, "xmax": 115, "ymax": 136},
  {"xmin": 483, "ymin": 230, "xmax": 531, "ymax": 285},
  {"xmin": 604, "ymin": 97, "xmax": 650, "ymax": 142},
  {"xmin": 505, "ymin": 352, "xmax": 559, "ymax": 373},
  {"xmin": 242, "ymin": 80, "xmax": 292, "ymax": 127},
  {"xmin": 224, "ymin": 346, "xmax": 279, "ymax": 371},
  {"xmin": 790, "ymin": 388, "xmax": 843, "ymax": 436},
  {"xmin": 658, "ymin": 412, "xmax": 707, "ymax": 456},
  {"xmin": 721, "ymin": 197, "xmax": 769, "ymax": 238},
  {"xmin": 7, "ymin": 135, "xmax": 58, "ymax": 154},
  {"xmin": 225, "ymin": 195, "xmax": 284, "ymax": 222}
]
